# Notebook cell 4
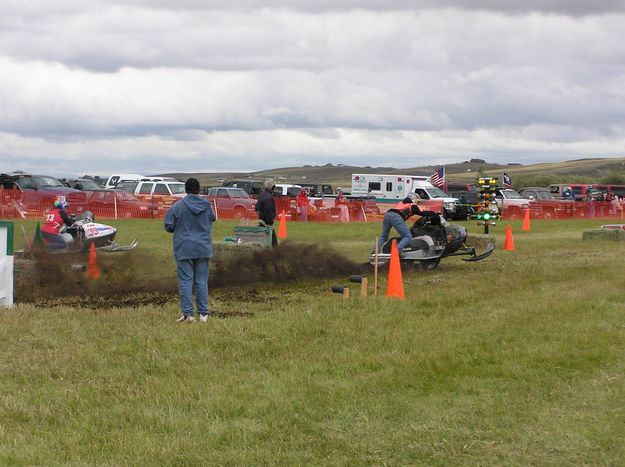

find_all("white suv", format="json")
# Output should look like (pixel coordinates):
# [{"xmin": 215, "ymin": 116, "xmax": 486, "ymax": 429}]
[
  {"xmin": 115, "ymin": 180, "xmax": 186, "ymax": 197},
  {"xmin": 135, "ymin": 180, "xmax": 186, "ymax": 197}
]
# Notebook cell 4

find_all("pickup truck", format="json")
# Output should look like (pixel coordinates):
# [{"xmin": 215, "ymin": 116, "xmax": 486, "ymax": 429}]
[
  {"xmin": 518, "ymin": 187, "xmax": 574, "ymax": 219},
  {"xmin": 411, "ymin": 186, "xmax": 459, "ymax": 220},
  {"xmin": 494, "ymin": 188, "xmax": 540, "ymax": 219}
]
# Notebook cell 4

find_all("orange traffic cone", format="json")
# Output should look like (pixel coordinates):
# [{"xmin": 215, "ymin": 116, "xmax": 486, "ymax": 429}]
[
  {"xmin": 277, "ymin": 210, "xmax": 287, "ymax": 239},
  {"xmin": 504, "ymin": 224, "xmax": 515, "ymax": 251},
  {"xmin": 522, "ymin": 208, "xmax": 531, "ymax": 231},
  {"xmin": 386, "ymin": 240, "xmax": 405, "ymax": 299},
  {"xmin": 87, "ymin": 242, "xmax": 100, "ymax": 280}
]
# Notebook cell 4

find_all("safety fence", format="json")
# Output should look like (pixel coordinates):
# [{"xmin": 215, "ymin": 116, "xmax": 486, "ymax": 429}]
[{"xmin": 1, "ymin": 188, "xmax": 624, "ymax": 222}]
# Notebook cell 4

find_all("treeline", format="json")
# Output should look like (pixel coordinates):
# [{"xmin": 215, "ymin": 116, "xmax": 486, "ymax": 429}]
[{"xmin": 511, "ymin": 171, "xmax": 625, "ymax": 190}]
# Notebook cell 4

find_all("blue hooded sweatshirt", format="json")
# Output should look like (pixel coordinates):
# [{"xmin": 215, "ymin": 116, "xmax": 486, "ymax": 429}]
[{"xmin": 164, "ymin": 194, "xmax": 216, "ymax": 261}]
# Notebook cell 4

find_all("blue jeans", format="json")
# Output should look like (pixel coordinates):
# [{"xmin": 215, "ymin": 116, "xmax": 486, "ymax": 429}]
[
  {"xmin": 176, "ymin": 258, "xmax": 210, "ymax": 317},
  {"xmin": 42, "ymin": 231, "xmax": 68, "ymax": 249},
  {"xmin": 378, "ymin": 211, "xmax": 412, "ymax": 252}
]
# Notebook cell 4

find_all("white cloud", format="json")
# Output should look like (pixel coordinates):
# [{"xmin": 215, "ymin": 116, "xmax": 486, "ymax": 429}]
[{"xmin": 1, "ymin": 2, "xmax": 625, "ymax": 174}]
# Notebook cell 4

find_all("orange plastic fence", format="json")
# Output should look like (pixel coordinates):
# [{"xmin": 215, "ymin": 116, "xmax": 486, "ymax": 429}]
[{"xmin": 1, "ymin": 188, "xmax": 624, "ymax": 222}]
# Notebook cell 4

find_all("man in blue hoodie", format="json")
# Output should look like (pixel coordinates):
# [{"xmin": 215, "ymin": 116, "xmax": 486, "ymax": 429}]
[{"xmin": 164, "ymin": 178, "xmax": 216, "ymax": 323}]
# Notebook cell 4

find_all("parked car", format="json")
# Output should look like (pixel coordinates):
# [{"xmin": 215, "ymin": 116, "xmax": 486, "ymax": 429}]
[
  {"xmin": 411, "ymin": 185, "xmax": 459, "ymax": 220},
  {"xmin": 104, "ymin": 173, "xmax": 178, "ymax": 190},
  {"xmin": 86, "ymin": 190, "xmax": 158, "ymax": 218},
  {"xmin": 0, "ymin": 172, "xmax": 87, "ymax": 217},
  {"xmin": 205, "ymin": 187, "xmax": 258, "ymax": 219},
  {"xmin": 549, "ymin": 183, "xmax": 625, "ymax": 201},
  {"xmin": 494, "ymin": 188, "xmax": 540, "ymax": 219},
  {"xmin": 518, "ymin": 187, "xmax": 574, "ymax": 219},
  {"xmin": 274, "ymin": 184, "xmax": 302, "ymax": 197},
  {"xmin": 446, "ymin": 187, "xmax": 478, "ymax": 220},
  {"xmin": 299, "ymin": 183, "xmax": 334, "ymax": 196},
  {"xmin": 221, "ymin": 180, "xmax": 264, "ymax": 196},
  {"xmin": 115, "ymin": 179, "xmax": 186, "ymax": 210}
]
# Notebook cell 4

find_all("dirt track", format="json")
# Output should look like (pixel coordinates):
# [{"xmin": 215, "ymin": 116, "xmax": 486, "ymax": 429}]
[{"xmin": 14, "ymin": 242, "xmax": 365, "ymax": 310}]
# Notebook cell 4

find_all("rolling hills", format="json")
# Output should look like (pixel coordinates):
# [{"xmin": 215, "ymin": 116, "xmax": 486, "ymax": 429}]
[{"xmin": 163, "ymin": 156, "xmax": 625, "ymax": 189}]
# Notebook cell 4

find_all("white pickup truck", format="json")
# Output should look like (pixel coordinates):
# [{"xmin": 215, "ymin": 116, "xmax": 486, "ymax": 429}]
[
  {"xmin": 412, "ymin": 185, "xmax": 459, "ymax": 220},
  {"xmin": 494, "ymin": 188, "xmax": 539, "ymax": 219}
]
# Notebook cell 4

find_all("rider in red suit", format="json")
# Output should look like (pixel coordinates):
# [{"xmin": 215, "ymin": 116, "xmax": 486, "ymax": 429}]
[{"xmin": 41, "ymin": 196, "xmax": 75, "ymax": 249}]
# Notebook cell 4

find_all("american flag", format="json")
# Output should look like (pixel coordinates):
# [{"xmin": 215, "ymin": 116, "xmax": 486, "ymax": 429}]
[{"xmin": 430, "ymin": 166, "xmax": 445, "ymax": 188}]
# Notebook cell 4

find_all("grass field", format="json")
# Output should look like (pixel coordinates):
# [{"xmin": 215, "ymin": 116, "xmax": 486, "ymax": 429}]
[{"xmin": 1, "ymin": 218, "xmax": 625, "ymax": 465}]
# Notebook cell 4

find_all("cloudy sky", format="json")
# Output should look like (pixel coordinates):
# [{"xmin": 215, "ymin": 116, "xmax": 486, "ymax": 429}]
[{"xmin": 2, "ymin": 0, "xmax": 625, "ymax": 176}]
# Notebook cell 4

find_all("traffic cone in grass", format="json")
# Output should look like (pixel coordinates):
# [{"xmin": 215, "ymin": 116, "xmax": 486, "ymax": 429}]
[
  {"xmin": 277, "ymin": 210, "xmax": 287, "ymax": 239},
  {"xmin": 522, "ymin": 208, "xmax": 531, "ymax": 231},
  {"xmin": 504, "ymin": 224, "xmax": 515, "ymax": 251},
  {"xmin": 386, "ymin": 240, "xmax": 404, "ymax": 299},
  {"xmin": 87, "ymin": 242, "xmax": 100, "ymax": 280}
]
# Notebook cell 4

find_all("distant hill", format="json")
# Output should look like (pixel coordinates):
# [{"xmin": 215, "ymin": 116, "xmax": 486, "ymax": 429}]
[{"xmin": 163, "ymin": 156, "xmax": 625, "ymax": 190}]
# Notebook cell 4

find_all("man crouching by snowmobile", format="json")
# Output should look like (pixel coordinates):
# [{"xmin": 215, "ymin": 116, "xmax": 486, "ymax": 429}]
[
  {"xmin": 377, "ymin": 194, "xmax": 422, "ymax": 257},
  {"xmin": 41, "ymin": 195, "xmax": 75, "ymax": 249}
]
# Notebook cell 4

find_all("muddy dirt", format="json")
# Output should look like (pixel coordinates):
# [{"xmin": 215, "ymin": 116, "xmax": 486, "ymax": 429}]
[{"xmin": 14, "ymin": 242, "xmax": 366, "ymax": 309}]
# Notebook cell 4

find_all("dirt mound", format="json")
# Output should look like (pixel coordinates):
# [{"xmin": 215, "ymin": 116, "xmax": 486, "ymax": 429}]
[
  {"xmin": 14, "ymin": 242, "xmax": 365, "ymax": 308},
  {"xmin": 210, "ymin": 242, "xmax": 363, "ymax": 287}
]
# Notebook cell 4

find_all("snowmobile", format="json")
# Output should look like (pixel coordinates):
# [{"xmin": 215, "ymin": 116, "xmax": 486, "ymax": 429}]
[
  {"xmin": 55, "ymin": 211, "xmax": 139, "ymax": 253},
  {"xmin": 16, "ymin": 211, "xmax": 138, "ymax": 257},
  {"xmin": 370, "ymin": 211, "xmax": 494, "ymax": 270}
]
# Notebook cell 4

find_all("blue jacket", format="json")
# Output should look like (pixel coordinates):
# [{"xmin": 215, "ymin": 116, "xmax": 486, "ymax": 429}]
[{"xmin": 164, "ymin": 195, "xmax": 216, "ymax": 261}]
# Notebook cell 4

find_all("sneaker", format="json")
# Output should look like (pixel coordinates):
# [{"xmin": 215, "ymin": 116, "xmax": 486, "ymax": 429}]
[
  {"xmin": 176, "ymin": 315, "xmax": 195, "ymax": 323},
  {"xmin": 199, "ymin": 314, "xmax": 210, "ymax": 323},
  {"xmin": 398, "ymin": 250, "xmax": 406, "ymax": 259}
]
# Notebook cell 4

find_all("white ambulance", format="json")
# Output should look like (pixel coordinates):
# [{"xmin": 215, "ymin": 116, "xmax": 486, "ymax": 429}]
[{"xmin": 351, "ymin": 173, "xmax": 459, "ymax": 218}]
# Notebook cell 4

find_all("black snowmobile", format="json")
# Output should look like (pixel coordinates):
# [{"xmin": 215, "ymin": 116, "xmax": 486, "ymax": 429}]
[{"xmin": 370, "ymin": 211, "xmax": 494, "ymax": 270}]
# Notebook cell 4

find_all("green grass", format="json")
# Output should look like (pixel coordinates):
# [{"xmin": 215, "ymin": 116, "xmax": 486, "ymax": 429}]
[{"xmin": 1, "ymin": 218, "xmax": 625, "ymax": 465}]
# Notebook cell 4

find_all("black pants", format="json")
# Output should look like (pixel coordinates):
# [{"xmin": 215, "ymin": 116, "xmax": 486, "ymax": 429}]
[{"xmin": 259, "ymin": 221, "xmax": 279, "ymax": 247}]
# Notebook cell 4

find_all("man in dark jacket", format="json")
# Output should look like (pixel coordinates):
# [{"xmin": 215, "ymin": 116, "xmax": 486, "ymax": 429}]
[
  {"xmin": 164, "ymin": 178, "xmax": 216, "ymax": 323},
  {"xmin": 255, "ymin": 179, "xmax": 278, "ymax": 247},
  {"xmin": 377, "ymin": 195, "xmax": 423, "ymax": 257}
]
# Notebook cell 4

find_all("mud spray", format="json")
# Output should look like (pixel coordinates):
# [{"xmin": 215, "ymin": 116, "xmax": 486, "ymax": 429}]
[{"xmin": 14, "ymin": 242, "xmax": 365, "ymax": 309}]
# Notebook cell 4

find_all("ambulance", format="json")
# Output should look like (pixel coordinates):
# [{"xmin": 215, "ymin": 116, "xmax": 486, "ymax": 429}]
[{"xmin": 350, "ymin": 173, "xmax": 459, "ymax": 218}]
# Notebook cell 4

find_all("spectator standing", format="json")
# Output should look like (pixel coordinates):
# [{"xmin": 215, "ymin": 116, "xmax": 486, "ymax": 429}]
[
  {"xmin": 335, "ymin": 188, "xmax": 350, "ymax": 222},
  {"xmin": 611, "ymin": 194, "xmax": 622, "ymax": 218},
  {"xmin": 164, "ymin": 178, "xmax": 216, "ymax": 323},
  {"xmin": 297, "ymin": 188, "xmax": 310, "ymax": 222},
  {"xmin": 256, "ymin": 179, "xmax": 278, "ymax": 247},
  {"xmin": 585, "ymin": 192, "xmax": 596, "ymax": 218}
]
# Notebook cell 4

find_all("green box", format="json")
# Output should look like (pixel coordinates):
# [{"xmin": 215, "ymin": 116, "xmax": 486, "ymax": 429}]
[{"xmin": 233, "ymin": 226, "xmax": 273, "ymax": 247}]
